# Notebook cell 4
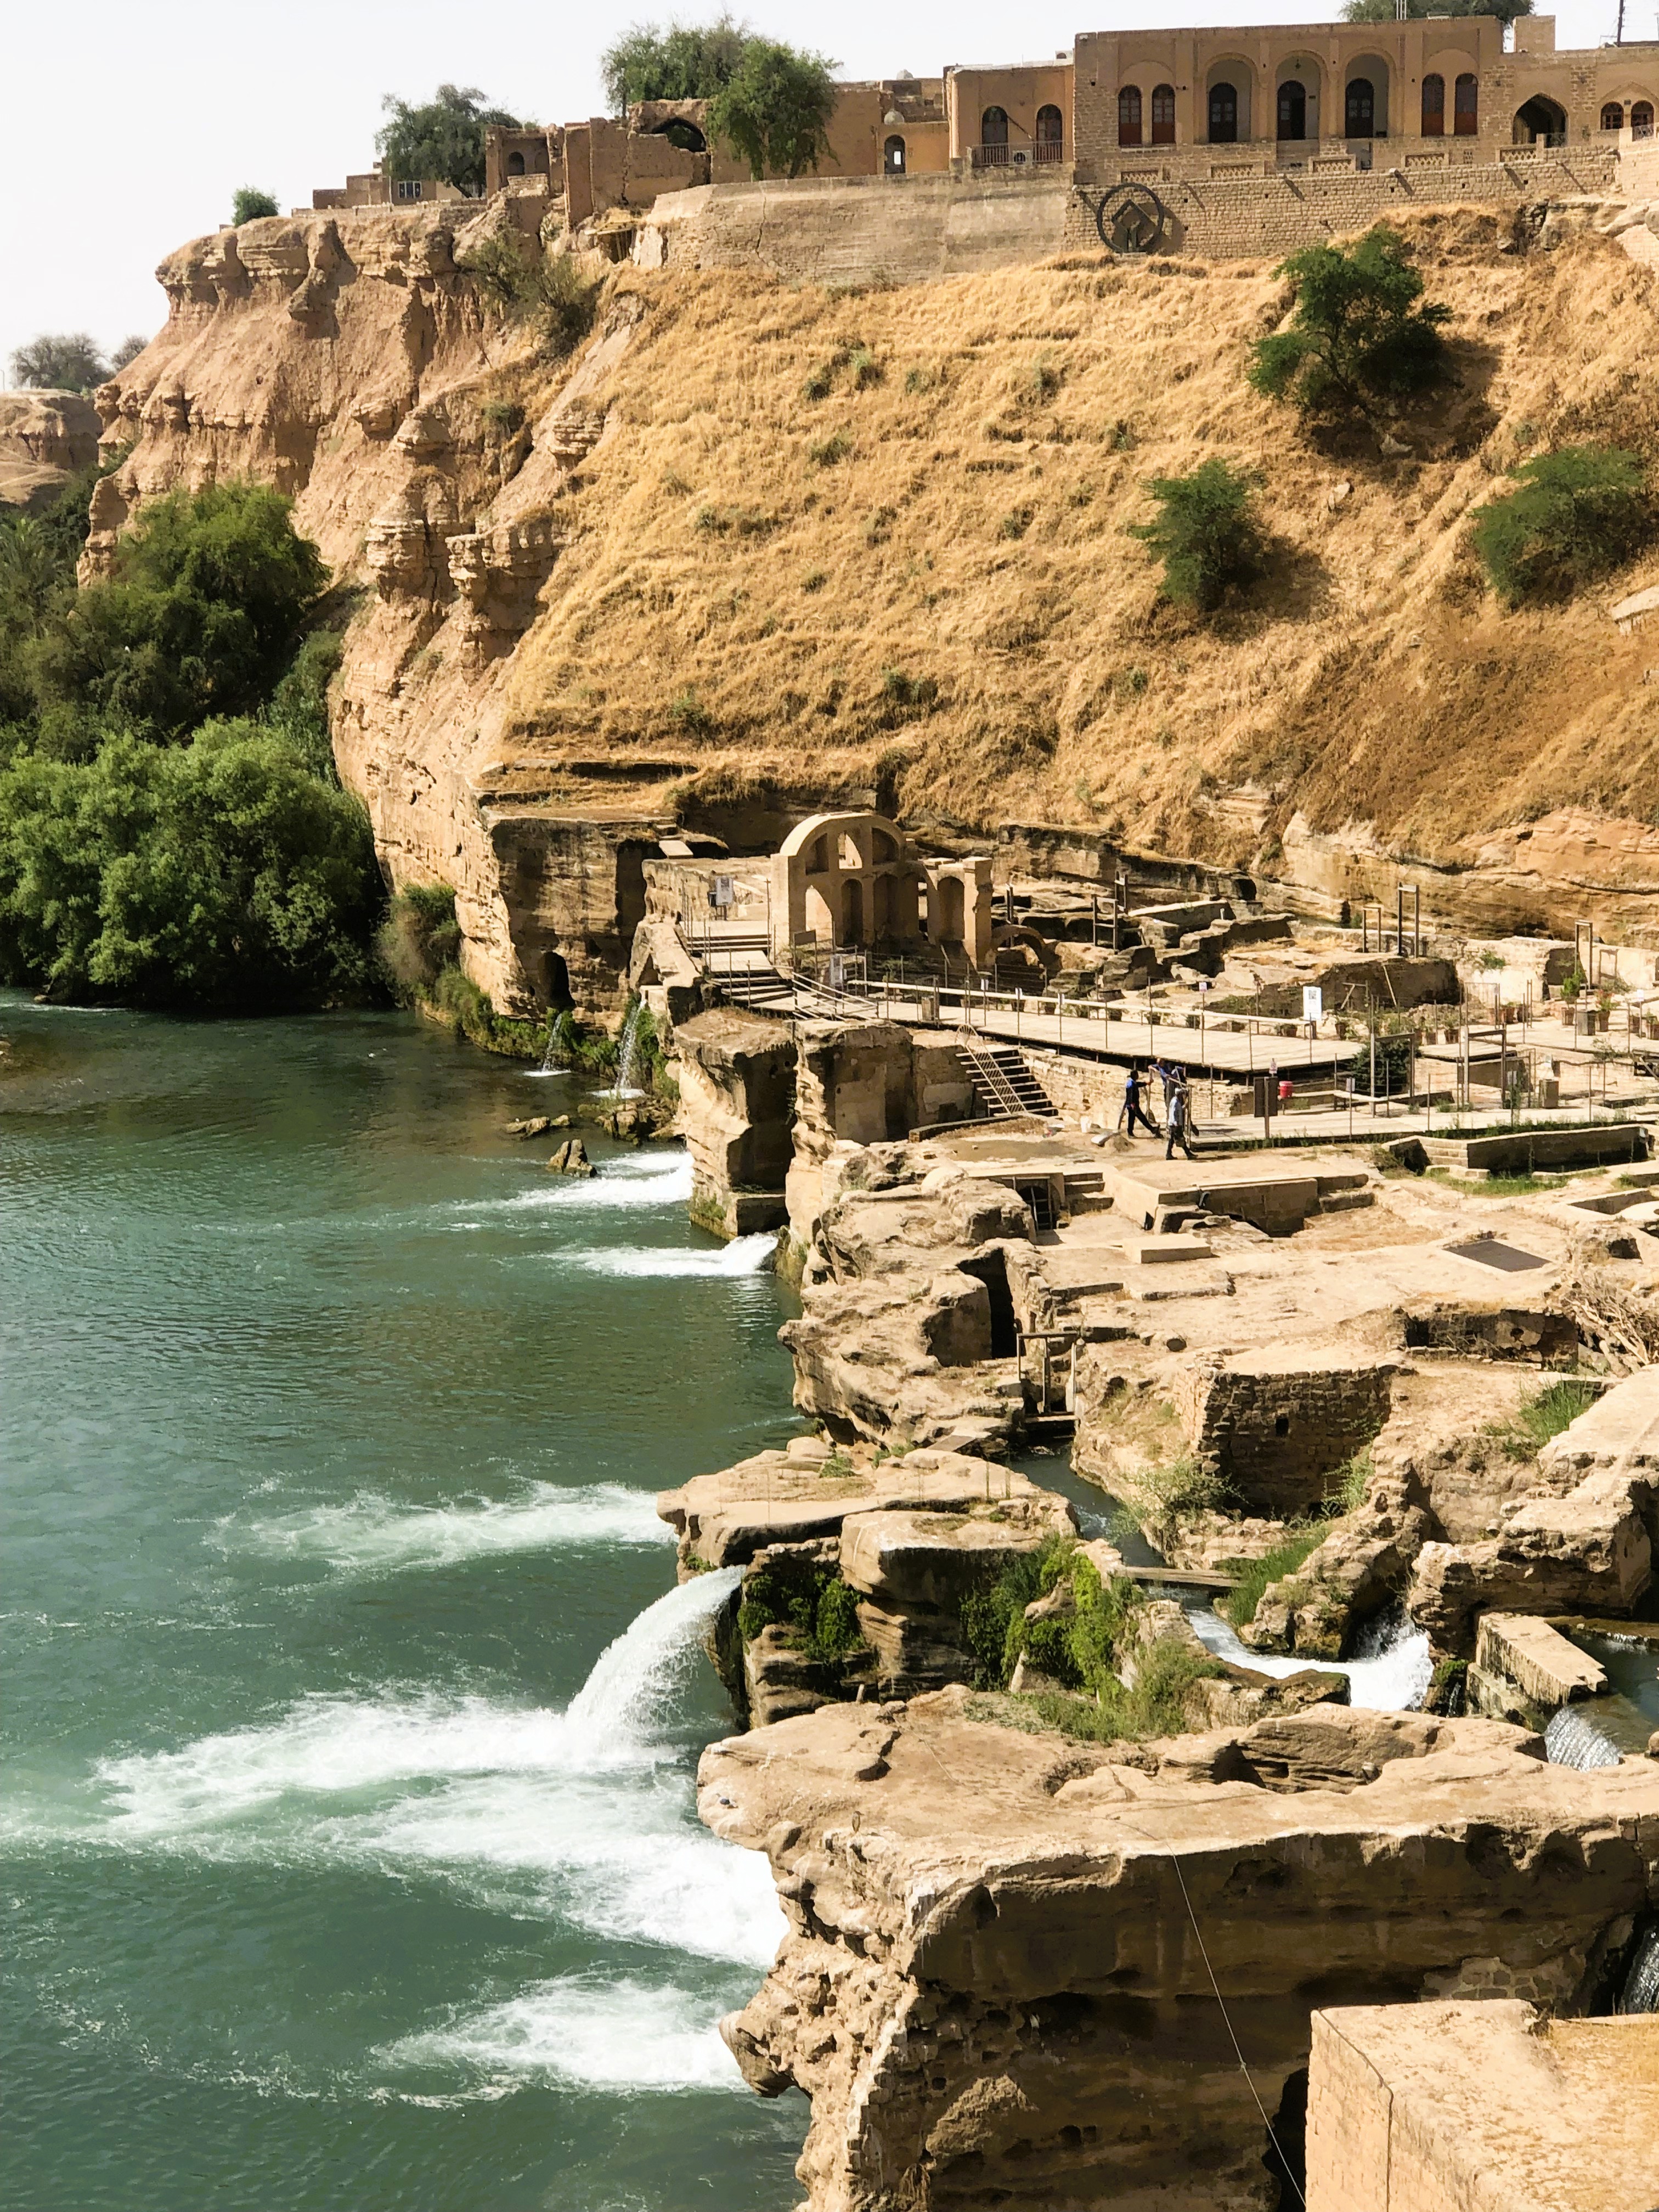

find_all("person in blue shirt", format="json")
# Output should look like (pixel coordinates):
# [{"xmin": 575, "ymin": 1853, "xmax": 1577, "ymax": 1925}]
[{"xmin": 1118, "ymin": 1063, "xmax": 1160, "ymax": 1138}]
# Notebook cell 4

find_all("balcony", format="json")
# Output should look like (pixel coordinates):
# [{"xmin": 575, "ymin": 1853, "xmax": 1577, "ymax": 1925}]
[{"xmin": 970, "ymin": 140, "xmax": 1065, "ymax": 170}]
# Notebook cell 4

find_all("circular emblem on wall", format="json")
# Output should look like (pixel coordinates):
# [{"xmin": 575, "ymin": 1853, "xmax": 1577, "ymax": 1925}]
[{"xmin": 1095, "ymin": 183, "xmax": 1170, "ymax": 255}]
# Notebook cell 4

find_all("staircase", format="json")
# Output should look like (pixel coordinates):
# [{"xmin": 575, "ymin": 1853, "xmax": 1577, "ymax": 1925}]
[{"xmin": 956, "ymin": 1039, "xmax": 1056, "ymax": 1122}]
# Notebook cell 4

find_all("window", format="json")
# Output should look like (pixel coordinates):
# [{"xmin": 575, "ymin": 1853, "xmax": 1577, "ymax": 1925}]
[
  {"xmin": 981, "ymin": 104, "xmax": 1009, "ymax": 146},
  {"xmin": 1208, "ymin": 81, "xmax": 1238, "ymax": 143},
  {"xmin": 507, "ymin": 150, "xmax": 526, "ymax": 177},
  {"xmin": 1454, "ymin": 74, "xmax": 1478, "ymax": 136},
  {"xmin": 1035, "ymin": 103, "xmax": 1063, "ymax": 161},
  {"xmin": 394, "ymin": 178, "xmax": 423, "ymax": 201},
  {"xmin": 1602, "ymin": 101, "xmax": 1625, "ymax": 131},
  {"xmin": 1634, "ymin": 100, "xmax": 1655, "ymax": 136},
  {"xmin": 1423, "ymin": 74, "xmax": 1445, "ymax": 137},
  {"xmin": 1151, "ymin": 83, "xmax": 1176, "ymax": 143},
  {"xmin": 884, "ymin": 133, "xmax": 906, "ymax": 173},
  {"xmin": 1346, "ymin": 77, "xmax": 1375, "ymax": 138},
  {"xmin": 1118, "ymin": 85, "xmax": 1143, "ymax": 146},
  {"xmin": 1278, "ymin": 79, "xmax": 1307, "ymax": 141}
]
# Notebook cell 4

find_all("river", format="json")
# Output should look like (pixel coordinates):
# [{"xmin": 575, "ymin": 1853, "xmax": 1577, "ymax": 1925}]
[{"xmin": 0, "ymin": 996, "xmax": 806, "ymax": 2212}]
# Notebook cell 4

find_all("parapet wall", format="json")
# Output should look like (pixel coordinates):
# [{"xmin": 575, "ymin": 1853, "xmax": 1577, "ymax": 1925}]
[{"xmin": 631, "ymin": 144, "xmax": 1621, "ymax": 284}]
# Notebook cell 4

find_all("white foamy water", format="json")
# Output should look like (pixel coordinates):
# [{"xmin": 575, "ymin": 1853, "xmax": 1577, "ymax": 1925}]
[
  {"xmin": 455, "ymin": 1153, "xmax": 695, "ymax": 1217},
  {"xmin": 581, "ymin": 1231, "xmax": 776, "ymax": 1280},
  {"xmin": 383, "ymin": 1974, "xmax": 743, "ymax": 2091},
  {"xmin": 1187, "ymin": 1602, "xmax": 1432, "ymax": 1712},
  {"xmin": 226, "ymin": 1482, "xmax": 671, "ymax": 1576},
  {"xmin": 81, "ymin": 1570, "xmax": 785, "ymax": 1966}
]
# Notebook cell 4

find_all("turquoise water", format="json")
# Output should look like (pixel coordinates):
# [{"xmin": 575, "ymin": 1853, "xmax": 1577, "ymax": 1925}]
[{"xmin": 0, "ymin": 996, "xmax": 805, "ymax": 2211}]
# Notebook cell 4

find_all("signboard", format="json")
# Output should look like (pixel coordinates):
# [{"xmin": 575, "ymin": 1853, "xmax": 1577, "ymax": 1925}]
[
  {"xmin": 1302, "ymin": 986, "xmax": 1324, "ymax": 1023},
  {"xmin": 711, "ymin": 874, "xmax": 735, "ymax": 909}
]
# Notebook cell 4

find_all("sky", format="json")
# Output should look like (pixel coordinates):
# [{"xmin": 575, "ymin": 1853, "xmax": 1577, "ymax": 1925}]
[{"xmin": 0, "ymin": 0, "xmax": 1629, "ymax": 386}]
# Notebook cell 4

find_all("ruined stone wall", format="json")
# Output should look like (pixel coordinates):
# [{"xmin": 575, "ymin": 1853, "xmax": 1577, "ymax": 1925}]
[{"xmin": 1177, "ymin": 1354, "xmax": 1396, "ymax": 1514}]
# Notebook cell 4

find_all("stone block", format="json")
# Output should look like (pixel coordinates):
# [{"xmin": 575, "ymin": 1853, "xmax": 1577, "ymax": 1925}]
[{"xmin": 1474, "ymin": 1611, "xmax": 1607, "ymax": 1710}]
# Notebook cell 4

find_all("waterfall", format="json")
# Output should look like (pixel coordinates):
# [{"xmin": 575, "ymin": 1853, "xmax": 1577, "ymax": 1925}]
[
  {"xmin": 566, "ymin": 1567, "xmax": 741, "ymax": 1742},
  {"xmin": 1544, "ymin": 1705, "xmax": 1628, "ymax": 1770},
  {"xmin": 603, "ymin": 1002, "xmax": 645, "ymax": 1100},
  {"xmin": 538, "ymin": 1020, "xmax": 568, "ymax": 1075},
  {"xmin": 1620, "ymin": 1922, "xmax": 1659, "ymax": 2013},
  {"xmin": 1184, "ymin": 1596, "xmax": 1431, "ymax": 1711}
]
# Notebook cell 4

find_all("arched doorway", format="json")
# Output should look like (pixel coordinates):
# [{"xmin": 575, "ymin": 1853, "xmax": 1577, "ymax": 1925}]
[
  {"xmin": 655, "ymin": 118, "xmax": 707, "ymax": 152},
  {"xmin": 884, "ymin": 133, "xmax": 906, "ymax": 173},
  {"xmin": 1118, "ymin": 86, "xmax": 1143, "ymax": 146},
  {"xmin": 981, "ymin": 105, "xmax": 1009, "ymax": 151},
  {"xmin": 1277, "ymin": 79, "xmax": 1307, "ymax": 140},
  {"xmin": 1454, "ymin": 74, "xmax": 1478, "ymax": 135},
  {"xmin": 1036, "ymin": 103, "xmax": 1063, "ymax": 161},
  {"xmin": 1346, "ymin": 77, "xmax": 1375, "ymax": 137},
  {"xmin": 507, "ymin": 150, "xmax": 526, "ymax": 177},
  {"xmin": 1151, "ymin": 83, "xmax": 1176, "ymax": 143},
  {"xmin": 1514, "ymin": 94, "xmax": 1566, "ymax": 145},
  {"xmin": 1423, "ymin": 74, "xmax": 1445, "ymax": 136},
  {"xmin": 933, "ymin": 877, "xmax": 966, "ymax": 941},
  {"xmin": 841, "ymin": 878, "xmax": 864, "ymax": 945},
  {"xmin": 1209, "ymin": 81, "xmax": 1238, "ymax": 143}
]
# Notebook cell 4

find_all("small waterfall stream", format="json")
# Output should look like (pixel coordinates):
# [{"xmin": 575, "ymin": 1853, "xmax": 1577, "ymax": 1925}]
[
  {"xmin": 567, "ymin": 1567, "xmax": 742, "ymax": 1741},
  {"xmin": 1185, "ymin": 1599, "xmax": 1432, "ymax": 1711},
  {"xmin": 1543, "ymin": 1705, "xmax": 1627, "ymax": 1771},
  {"xmin": 602, "ymin": 1001, "xmax": 646, "ymax": 1101}
]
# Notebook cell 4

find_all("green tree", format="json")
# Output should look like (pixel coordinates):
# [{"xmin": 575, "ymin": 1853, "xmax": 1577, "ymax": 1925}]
[
  {"xmin": 1248, "ymin": 224, "xmax": 1451, "ymax": 417},
  {"xmin": 232, "ymin": 187, "xmax": 280, "ymax": 224},
  {"xmin": 1128, "ymin": 458, "xmax": 1263, "ymax": 612},
  {"xmin": 601, "ymin": 14, "xmax": 749, "ymax": 109},
  {"xmin": 30, "ymin": 481, "xmax": 329, "ymax": 738},
  {"xmin": 1470, "ymin": 445, "xmax": 1654, "ymax": 607},
  {"xmin": 376, "ymin": 83, "xmax": 518, "ymax": 195},
  {"xmin": 8, "ymin": 333, "xmax": 110, "ymax": 393},
  {"xmin": 707, "ymin": 38, "xmax": 838, "ymax": 179},
  {"xmin": 1344, "ymin": 0, "xmax": 1531, "ymax": 25}
]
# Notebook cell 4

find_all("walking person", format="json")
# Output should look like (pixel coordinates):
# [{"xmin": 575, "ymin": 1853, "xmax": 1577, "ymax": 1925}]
[
  {"xmin": 1165, "ymin": 1076, "xmax": 1196, "ymax": 1161},
  {"xmin": 1118, "ymin": 1062, "xmax": 1160, "ymax": 1138}
]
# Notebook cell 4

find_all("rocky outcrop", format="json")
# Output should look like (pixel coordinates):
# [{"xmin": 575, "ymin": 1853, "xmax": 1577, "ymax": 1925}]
[
  {"xmin": 700, "ymin": 1694, "xmax": 1659, "ymax": 2212},
  {"xmin": 673, "ymin": 1007, "xmax": 795, "ymax": 1237},
  {"xmin": 1241, "ymin": 1469, "xmax": 1440, "ymax": 1659},
  {"xmin": 0, "ymin": 389, "xmax": 100, "ymax": 510}
]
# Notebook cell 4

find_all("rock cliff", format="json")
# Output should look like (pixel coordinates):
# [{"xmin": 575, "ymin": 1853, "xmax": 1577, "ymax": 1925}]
[
  {"xmin": 85, "ymin": 201, "xmax": 1659, "ymax": 1011},
  {"xmin": 0, "ymin": 389, "xmax": 99, "ymax": 510},
  {"xmin": 701, "ymin": 1693, "xmax": 1659, "ymax": 2212}
]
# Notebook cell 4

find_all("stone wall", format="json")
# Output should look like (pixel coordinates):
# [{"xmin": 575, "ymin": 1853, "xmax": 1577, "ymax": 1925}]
[
  {"xmin": 1176, "ymin": 1351, "xmax": 1396, "ymax": 1514},
  {"xmin": 674, "ymin": 1007, "xmax": 797, "ymax": 1236}
]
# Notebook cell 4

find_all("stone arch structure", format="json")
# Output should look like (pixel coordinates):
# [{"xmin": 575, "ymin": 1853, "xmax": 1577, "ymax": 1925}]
[
  {"xmin": 933, "ymin": 876, "xmax": 966, "ymax": 941},
  {"xmin": 1118, "ymin": 84, "xmax": 1143, "ymax": 145},
  {"xmin": 1423, "ymin": 73, "xmax": 1446, "ymax": 136},
  {"xmin": 884, "ymin": 133, "xmax": 906, "ymax": 173},
  {"xmin": 1276, "ymin": 55, "xmax": 1322, "ymax": 144},
  {"xmin": 1150, "ymin": 82, "xmax": 1176, "ymax": 144},
  {"xmin": 1514, "ymin": 92, "xmax": 1567, "ymax": 144},
  {"xmin": 507, "ymin": 150, "xmax": 526, "ymax": 176},
  {"xmin": 773, "ymin": 810, "xmax": 924, "ymax": 952},
  {"xmin": 1205, "ymin": 60, "xmax": 1252, "ymax": 143},
  {"xmin": 1454, "ymin": 72, "xmax": 1479, "ymax": 135},
  {"xmin": 1342, "ymin": 54, "xmax": 1390, "ymax": 136},
  {"xmin": 1036, "ymin": 102, "xmax": 1063, "ymax": 153},
  {"xmin": 981, "ymin": 105, "xmax": 1009, "ymax": 148}
]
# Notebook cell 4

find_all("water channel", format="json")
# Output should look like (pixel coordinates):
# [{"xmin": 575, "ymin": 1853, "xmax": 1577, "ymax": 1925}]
[{"xmin": 0, "ymin": 996, "xmax": 806, "ymax": 2211}]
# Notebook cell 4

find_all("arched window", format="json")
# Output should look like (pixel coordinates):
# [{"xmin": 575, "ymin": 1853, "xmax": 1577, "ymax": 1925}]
[
  {"xmin": 1454, "ymin": 74, "xmax": 1478, "ymax": 136},
  {"xmin": 981, "ymin": 105, "xmax": 1009, "ymax": 146},
  {"xmin": 1346, "ymin": 77, "xmax": 1375, "ymax": 138},
  {"xmin": 1151, "ymin": 83, "xmax": 1176, "ymax": 143},
  {"xmin": 1278, "ymin": 79, "xmax": 1307, "ymax": 140},
  {"xmin": 1208, "ymin": 81, "xmax": 1238, "ymax": 143},
  {"xmin": 1634, "ymin": 99, "xmax": 1655, "ymax": 136},
  {"xmin": 1036, "ymin": 103, "xmax": 1063, "ymax": 162},
  {"xmin": 507, "ymin": 150, "xmax": 526, "ymax": 176},
  {"xmin": 1422, "ymin": 74, "xmax": 1445, "ymax": 137},
  {"xmin": 1118, "ymin": 86, "xmax": 1143, "ymax": 146},
  {"xmin": 884, "ymin": 133, "xmax": 906, "ymax": 173},
  {"xmin": 1602, "ymin": 101, "xmax": 1625, "ymax": 131}
]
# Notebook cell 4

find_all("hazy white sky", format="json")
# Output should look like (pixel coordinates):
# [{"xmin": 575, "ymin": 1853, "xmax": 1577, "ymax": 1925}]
[{"xmin": 0, "ymin": 0, "xmax": 1625, "ymax": 386}]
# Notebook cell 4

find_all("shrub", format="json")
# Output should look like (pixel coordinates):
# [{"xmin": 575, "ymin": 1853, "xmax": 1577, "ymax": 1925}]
[
  {"xmin": 808, "ymin": 430, "xmax": 850, "ymax": 466},
  {"xmin": 1470, "ymin": 446, "xmax": 1654, "ymax": 607},
  {"xmin": 376, "ymin": 882, "xmax": 462, "ymax": 1001},
  {"xmin": 29, "ymin": 481, "xmax": 329, "ymax": 740},
  {"xmin": 0, "ymin": 725, "xmax": 382, "ymax": 1009},
  {"xmin": 1226, "ymin": 1525, "xmax": 1328, "ymax": 1628},
  {"xmin": 1488, "ymin": 1376, "xmax": 1599, "ymax": 1460},
  {"xmin": 847, "ymin": 346, "xmax": 882, "ymax": 390},
  {"xmin": 999, "ymin": 505, "xmax": 1034, "ymax": 540},
  {"xmin": 738, "ymin": 1558, "xmax": 866, "ymax": 1662},
  {"xmin": 265, "ymin": 629, "xmax": 343, "ymax": 781},
  {"xmin": 232, "ymin": 188, "xmax": 280, "ymax": 225},
  {"xmin": 707, "ymin": 39, "xmax": 839, "ymax": 180},
  {"xmin": 460, "ymin": 236, "xmax": 599, "ymax": 363},
  {"xmin": 1128, "ymin": 458, "xmax": 1262, "ymax": 611},
  {"xmin": 376, "ymin": 83, "xmax": 519, "ymax": 196},
  {"xmin": 1248, "ymin": 225, "xmax": 1451, "ymax": 416}
]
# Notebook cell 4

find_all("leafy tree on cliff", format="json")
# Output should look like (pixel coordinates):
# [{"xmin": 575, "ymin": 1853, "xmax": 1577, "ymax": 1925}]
[
  {"xmin": 232, "ymin": 187, "xmax": 280, "ymax": 225},
  {"xmin": 1247, "ymin": 224, "xmax": 1451, "ymax": 417},
  {"xmin": 1344, "ymin": 0, "xmax": 1532, "ymax": 27},
  {"xmin": 30, "ymin": 481, "xmax": 329, "ymax": 741},
  {"xmin": 9, "ymin": 333, "xmax": 110, "ymax": 393},
  {"xmin": 1128, "ymin": 459, "xmax": 1264, "ymax": 613},
  {"xmin": 601, "ymin": 14, "xmax": 749, "ymax": 109},
  {"xmin": 1471, "ymin": 446, "xmax": 1655, "ymax": 607},
  {"xmin": 376, "ymin": 83, "xmax": 519, "ymax": 195},
  {"xmin": 110, "ymin": 335, "xmax": 150, "ymax": 372},
  {"xmin": 707, "ymin": 38, "xmax": 839, "ymax": 180}
]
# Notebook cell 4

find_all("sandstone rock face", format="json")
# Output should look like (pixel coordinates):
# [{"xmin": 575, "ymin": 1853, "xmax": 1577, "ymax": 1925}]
[
  {"xmin": 1408, "ymin": 1469, "xmax": 1656, "ymax": 1655},
  {"xmin": 1242, "ymin": 1472, "xmax": 1439, "ymax": 1659},
  {"xmin": 672, "ymin": 1008, "xmax": 796, "ymax": 1237},
  {"xmin": 1470, "ymin": 1610, "xmax": 1608, "ymax": 1722},
  {"xmin": 700, "ymin": 1694, "xmax": 1659, "ymax": 2212},
  {"xmin": 0, "ymin": 389, "xmax": 100, "ymax": 510}
]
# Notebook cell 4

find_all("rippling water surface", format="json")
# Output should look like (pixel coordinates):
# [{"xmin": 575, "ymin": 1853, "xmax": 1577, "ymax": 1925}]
[{"xmin": 0, "ymin": 996, "xmax": 805, "ymax": 2211}]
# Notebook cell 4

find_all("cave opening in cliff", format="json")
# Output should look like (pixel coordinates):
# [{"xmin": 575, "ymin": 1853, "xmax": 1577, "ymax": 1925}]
[
  {"xmin": 1261, "ymin": 2065, "xmax": 1307, "ymax": 2207},
  {"xmin": 543, "ymin": 949, "xmax": 572, "ymax": 1007},
  {"xmin": 959, "ymin": 1248, "xmax": 1018, "ymax": 1357}
]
